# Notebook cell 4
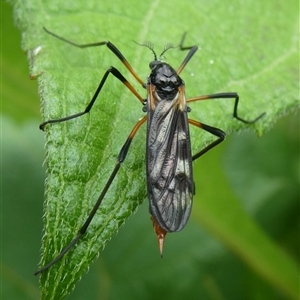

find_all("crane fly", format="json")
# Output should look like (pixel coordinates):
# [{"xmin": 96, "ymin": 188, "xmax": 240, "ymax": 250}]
[{"xmin": 35, "ymin": 28, "xmax": 265, "ymax": 275}]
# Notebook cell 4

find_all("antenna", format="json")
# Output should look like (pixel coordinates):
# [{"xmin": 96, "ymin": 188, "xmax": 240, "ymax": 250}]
[{"xmin": 133, "ymin": 41, "xmax": 157, "ymax": 61}]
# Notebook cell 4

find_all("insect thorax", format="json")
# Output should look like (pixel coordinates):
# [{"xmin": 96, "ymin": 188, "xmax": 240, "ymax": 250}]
[{"xmin": 148, "ymin": 62, "xmax": 183, "ymax": 100}]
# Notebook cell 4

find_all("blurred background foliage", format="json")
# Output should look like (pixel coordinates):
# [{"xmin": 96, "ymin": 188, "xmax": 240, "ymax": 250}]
[{"xmin": 1, "ymin": 1, "xmax": 299, "ymax": 299}]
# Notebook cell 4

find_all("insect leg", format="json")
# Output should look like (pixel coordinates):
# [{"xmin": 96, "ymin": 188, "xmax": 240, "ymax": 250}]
[
  {"xmin": 35, "ymin": 115, "xmax": 147, "ymax": 275},
  {"xmin": 40, "ymin": 66, "xmax": 144, "ymax": 130},
  {"xmin": 176, "ymin": 33, "xmax": 198, "ymax": 75},
  {"xmin": 188, "ymin": 119, "xmax": 226, "ymax": 161},
  {"xmin": 43, "ymin": 27, "xmax": 144, "ymax": 85},
  {"xmin": 187, "ymin": 92, "xmax": 265, "ymax": 124},
  {"xmin": 178, "ymin": 32, "xmax": 192, "ymax": 50}
]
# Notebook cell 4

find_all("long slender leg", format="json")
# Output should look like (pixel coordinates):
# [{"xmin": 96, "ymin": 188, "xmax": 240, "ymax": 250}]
[
  {"xmin": 40, "ymin": 66, "xmax": 144, "ymax": 130},
  {"xmin": 176, "ymin": 33, "xmax": 198, "ymax": 75},
  {"xmin": 187, "ymin": 92, "xmax": 265, "ymax": 124},
  {"xmin": 188, "ymin": 119, "xmax": 226, "ymax": 161},
  {"xmin": 176, "ymin": 33, "xmax": 265, "ymax": 123},
  {"xmin": 44, "ymin": 27, "xmax": 144, "ymax": 86},
  {"xmin": 35, "ymin": 115, "xmax": 147, "ymax": 275},
  {"xmin": 178, "ymin": 32, "xmax": 192, "ymax": 51}
]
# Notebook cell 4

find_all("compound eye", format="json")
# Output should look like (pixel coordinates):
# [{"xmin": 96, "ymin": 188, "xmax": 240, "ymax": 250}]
[{"xmin": 149, "ymin": 61, "xmax": 159, "ymax": 69}]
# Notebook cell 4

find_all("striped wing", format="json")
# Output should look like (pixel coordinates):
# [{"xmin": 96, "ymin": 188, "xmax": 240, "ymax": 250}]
[{"xmin": 146, "ymin": 86, "xmax": 194, "ymax": 232}]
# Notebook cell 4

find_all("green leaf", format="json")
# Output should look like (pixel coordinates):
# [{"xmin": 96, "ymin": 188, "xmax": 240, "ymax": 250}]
[
  {"xmin": 2, "ymin": 2, "xmax": 39, "ymax": 122},
  {"xmin": 9, "ymin": 0, "xmax": 299, "ymax": 299}
]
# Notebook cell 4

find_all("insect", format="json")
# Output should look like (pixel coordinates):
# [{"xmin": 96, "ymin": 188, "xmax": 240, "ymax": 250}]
[{"xmin": 35, "ymin": 27, "xmax": 265, "ymax": 275}]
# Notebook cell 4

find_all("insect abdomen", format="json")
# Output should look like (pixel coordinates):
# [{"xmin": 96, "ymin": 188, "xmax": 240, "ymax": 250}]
[{"xmin": 146, "ymin": 97, "xmax": 194, "ymax": 232}]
